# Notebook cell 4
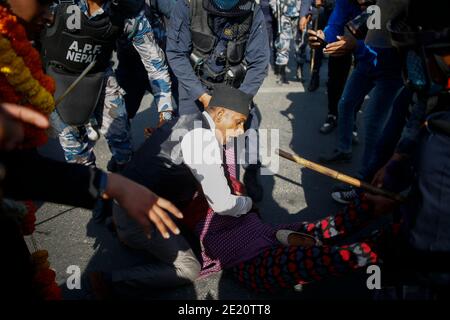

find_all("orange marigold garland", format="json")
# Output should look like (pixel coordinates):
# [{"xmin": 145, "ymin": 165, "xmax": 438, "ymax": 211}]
[
  {"xmin": 21, "ymin": 200, "xmax": 37, "ymax": 236},
  {"xmin": 31, "ymin": 250, "xmax": 63, "ymax": 300},
  {"xmin": 0, "ymin": 5, "xmax": 61, "ymax": 300},
  {"xmin": 0, "ymin": 75, "xmax": 48, "ymax": 146},
  {"xmin": 0, "ymin": 4, "xmax": 55, "ymax": 149}
]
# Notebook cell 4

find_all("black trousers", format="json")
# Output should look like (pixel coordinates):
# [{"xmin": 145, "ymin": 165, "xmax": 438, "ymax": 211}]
[
  {"xmin": 327, "ymin": 53, "xmax": 353, "ymax": 116},
  {"xmin": 310, "ymin": 6, "xmax": 332, "ymax": 74}
]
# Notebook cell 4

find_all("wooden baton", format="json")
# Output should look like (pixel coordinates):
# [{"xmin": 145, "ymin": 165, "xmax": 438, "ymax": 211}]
[
  {"xmin": 276, "ymin": 148, "xmax": 405, "ymax": 202},
  {"xmin": 55, "ymin": 60, "xmax": 97, "ymax": 107}
]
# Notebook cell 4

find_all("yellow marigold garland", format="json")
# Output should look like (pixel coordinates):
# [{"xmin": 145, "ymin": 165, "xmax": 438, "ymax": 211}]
[
  {"xmin": 0, "ymin": 5, "xmax": 55, "ymax": 116},
  {"xmin": 0, "ymin": 35, "xmax": 55, "ymax": 114},
  {"xmin": 0, "ymin": 5, "xmax": 61, "ymax": 300}
]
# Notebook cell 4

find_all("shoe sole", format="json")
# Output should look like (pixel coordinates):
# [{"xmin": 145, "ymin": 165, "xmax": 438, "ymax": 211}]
[
  {"xmin": 319, "ymin": 127, "xmax": 336, "ymax": 134},
  {"xmin": 331, "ymin": 192, "xmax": 352, "ymax": 204}
]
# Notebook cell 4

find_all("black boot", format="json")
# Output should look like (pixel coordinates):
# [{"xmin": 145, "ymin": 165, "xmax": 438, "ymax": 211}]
[
  {"xmin": 318, "ymin": 149, "xmax": 352, "ymax": 164},
  {"xmin": 276, "ymin": 65, "xmax": 288, "ymax": 85},
  {"xmin": 319, "ymin": 114, "xmax": 337, "ymax": 134},
  {"xmin": 296, "ymin": 63, "xmax": 304, "ymax": 82},
  {"xmin": 273, "ymin": 63, "xmax": 279, "ymax": 75},
  {"xmin": 308, "ymin": 71, "xmax": 320, "ymax": 92},
  {"xmin": 243, "ymin": 164, "xmax": 264, "ymax": 203}
]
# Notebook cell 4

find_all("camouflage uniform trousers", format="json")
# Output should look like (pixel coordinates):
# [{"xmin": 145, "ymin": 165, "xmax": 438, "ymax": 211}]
[
  {"xmin": 274, "ymin": 15, "xmax": 307, "ymax": 67},
  {"xmin": 50, "ymin": 68, "xmax": 133, "ymax": 166}
]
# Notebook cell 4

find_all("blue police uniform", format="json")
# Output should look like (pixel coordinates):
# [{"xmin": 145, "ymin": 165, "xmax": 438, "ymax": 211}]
[{"xmin": 166, "ymin": 0, "xmax": 269, "ymax": 115}]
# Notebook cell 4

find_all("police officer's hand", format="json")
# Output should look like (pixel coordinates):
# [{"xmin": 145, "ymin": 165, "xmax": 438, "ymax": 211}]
[
  {"xmin": 371, "ymin": 153, "xmax": 408, "ymax": 189},
  {"xmin": 323, "ymin": 35, "xmax": 357, "ymax": 56},
  {"xmin": 103, "ymin": 173, "xmax": 183, "ymax": 239},
  {"xmin": 0, "ymin": 103, "xmax": 49, "ymax": 151},
  {"xmin": 363, "ymin": 193, "xmax": 399, "ymax": 217},
  {"xmin": 199, "ymin": 93, "xmax": 212, "ymax": 109},
  {"xmin": 307, "ymin": 29, "xmax": 326, "ymax": 49},
  {"xmin": 371, "ymin": 166, "xmax": 387, "ymax": 189}
]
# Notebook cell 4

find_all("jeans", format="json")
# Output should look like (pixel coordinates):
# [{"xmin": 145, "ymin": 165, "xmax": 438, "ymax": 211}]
[
  {"xmin": 327, "ymin": 54, "xmax": 353, "ymax": 117},
  {"xmin": 364, "ymin": 86, "xmax": 414, "ymax": 181},
  {"xmin": 337, "ymin": 47, "xmax": 403, "ymax": 178}
]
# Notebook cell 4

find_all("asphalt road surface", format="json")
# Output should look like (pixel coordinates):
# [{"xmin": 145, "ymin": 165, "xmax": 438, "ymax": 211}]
[{"xmin": 30, "ymin": 57, "xmax": 374, "ymax": 300}]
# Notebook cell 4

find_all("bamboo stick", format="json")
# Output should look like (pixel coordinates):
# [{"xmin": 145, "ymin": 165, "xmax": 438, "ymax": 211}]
[{"xmin": 276, "ymin": 148, "xmax": 404, "ymax": 202}]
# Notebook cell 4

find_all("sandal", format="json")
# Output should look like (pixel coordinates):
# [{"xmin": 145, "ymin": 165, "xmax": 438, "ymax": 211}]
[{"xmin": 276, "ymin": 230, "xmax": 322, "ymax": 248}]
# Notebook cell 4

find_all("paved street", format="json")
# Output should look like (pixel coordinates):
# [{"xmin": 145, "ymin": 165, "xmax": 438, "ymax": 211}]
[{"xmin": 30, "ymin": 59, "xmax": 373, "ymax": 300}]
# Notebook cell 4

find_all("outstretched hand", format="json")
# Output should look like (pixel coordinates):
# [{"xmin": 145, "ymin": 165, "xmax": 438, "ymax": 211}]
[{"xmin": 104, "ymin": 173, "xmax": 184, "ymax": 239}]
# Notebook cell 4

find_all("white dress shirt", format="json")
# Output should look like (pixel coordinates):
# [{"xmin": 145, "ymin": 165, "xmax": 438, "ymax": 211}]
[{"xmin": 179, "ymin": 112, "xmax": 253, "ymax": 217}]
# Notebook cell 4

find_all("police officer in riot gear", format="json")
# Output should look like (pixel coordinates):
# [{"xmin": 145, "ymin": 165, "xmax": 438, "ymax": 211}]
[
  {"xmin": 166, "ymin": 0, "xmax": 270, "ymax": 202},
  {"xmin": 41, "ymin": 0, "xmax": 174, "ymax": 172},
  {"xmin": 116, "ymin": 0, "xmax": 179, "ymax": 123}
]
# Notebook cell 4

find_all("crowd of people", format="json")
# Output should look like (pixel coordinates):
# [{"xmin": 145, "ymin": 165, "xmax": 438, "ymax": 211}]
[{"xmin": 0, "ymin": 0, "xmax": 449, "ymax": 301}]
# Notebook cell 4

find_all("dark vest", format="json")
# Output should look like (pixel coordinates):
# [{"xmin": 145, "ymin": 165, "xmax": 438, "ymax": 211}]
[
  {"xmin": 41, "ymin": 3, "xmax": 122, "ymax": 74},
  {"xmin": 40, "ymin": 2, "xmax": 122, "ymax": 125},
  {"xmin": 122, "ymin": 113, "xmax": 213, "ymax": 206},
  {"xmin": 189, "ymin": 0, "xmax": 256, "ymax": 88}
]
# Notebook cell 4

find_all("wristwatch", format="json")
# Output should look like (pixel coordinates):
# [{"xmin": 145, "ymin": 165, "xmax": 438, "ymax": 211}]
[{"xmin": 160, "ymin": 111, "xmax": 174, "ymax": 122}]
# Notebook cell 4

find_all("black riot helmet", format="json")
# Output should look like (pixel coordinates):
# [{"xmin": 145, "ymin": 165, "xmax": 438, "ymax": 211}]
[
  {"xmin": 204, "ymin": 0, "xmax": 255, "ymax": 17},
  {"xmin": 387, "ymin": 0, "xmax": 450, "ymax": 96}
]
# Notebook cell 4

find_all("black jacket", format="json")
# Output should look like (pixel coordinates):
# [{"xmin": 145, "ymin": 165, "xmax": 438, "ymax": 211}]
[{"xmin": 0, "ymin": 149, "xmax": 104, "ymax": 209}]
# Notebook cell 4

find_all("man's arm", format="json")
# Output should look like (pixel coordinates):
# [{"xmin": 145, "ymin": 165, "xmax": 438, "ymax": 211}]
[
  {"xmin": 1, "ymin": 149, "xmax": 183, "ymax": 238},
  {"xmin": 124, "ymin": 11, "xmax": 173, "ymax": 113},
  {"xmin": 153, "ymin": 0, "xmax": 176, "ymax": 19},
  {"xmin": 323, "ymin": 0, "xmax": 350, "ymax": 43},
  {"xmin": 239, "ymin": 7, "xmax": 270, "ymax": 97},
  {"xmin": 180, "ymin": 129, "xmax": 253, "ymax": 217},
  {"xmin": 323, "ymin": 0, "xmax": 375, "ymax": 62},
  {"xmin": 1, "ymin": 150, "xmax": 105, "ymax": 209},
  {"xmin": 166, "ymin": 0, "xmax": 207, "ymax": 102},
  {"xmin": 299, "ymin": 0, "xmax": 313, "ymax": 18}
]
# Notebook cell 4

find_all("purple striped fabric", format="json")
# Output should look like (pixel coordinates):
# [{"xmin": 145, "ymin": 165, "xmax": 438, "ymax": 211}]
[
  {"xmin": 224, "ymin": 143, "xmax": 238, "ymax": 180},
  {"xmin": 196, "ymin": 145, "xmax": 303, "ymax": 278}
]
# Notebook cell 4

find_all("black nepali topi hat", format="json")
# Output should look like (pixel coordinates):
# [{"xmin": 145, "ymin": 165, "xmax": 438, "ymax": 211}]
[{"xmin": 210, "ymin": 84, "xmax": 252, "ymax": 116}]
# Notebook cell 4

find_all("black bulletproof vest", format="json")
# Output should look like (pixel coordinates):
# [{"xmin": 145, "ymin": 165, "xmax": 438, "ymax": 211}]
[
  {"xmin": 41, "ymin": 3, "xmax": 121, "ymax": 74},
  {"xmin": 122, "ymin": 113, "xmax": 213, "ymax": 206},
  {"xmin": 190, "ymin": 0, "xmax": 255, "ymax": 68},
  {"xmin": 40, "ymin": 2, "xmax": 123, "ymax": 125}
]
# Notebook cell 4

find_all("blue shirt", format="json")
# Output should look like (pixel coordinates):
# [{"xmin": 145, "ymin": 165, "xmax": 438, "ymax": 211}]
[
  {"xmin": 321, "ymin": 0, "xmax": 377, "ymax": 64},
  {"xmin": 166, "ymin": 0, "xmax": 269, "ymax": 115},
  {"xmin": 143, "ymin": 0, "xmax": 177, "ymax": 43}
]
